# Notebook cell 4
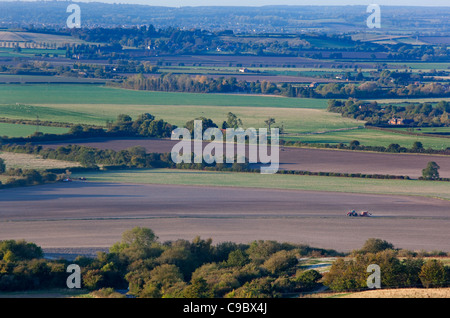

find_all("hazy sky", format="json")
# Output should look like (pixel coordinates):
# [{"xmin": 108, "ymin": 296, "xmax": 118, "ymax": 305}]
[{"xmin": 2, "ymin": 0, "xmax": 450, "ymax": 6}]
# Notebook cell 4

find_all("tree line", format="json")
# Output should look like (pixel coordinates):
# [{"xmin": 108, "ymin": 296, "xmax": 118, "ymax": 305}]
[
  {"xmin": 111, "ymin": 73, "xmax": 450, "ymax": 100},
  {"xmin": 2, "ymin": 113, "xmax": 176, "ymax": 144},
  {"xmin": 327, "ymin": 99, "xmax": 450, "ymax": 127},
  {"xmin": 323, "ymin": 238, "xmax": 450, "ymax": 291},
  {"xmin": 109, "ymin": 73, "xmax": 281, "ymax": 95},
  {"xmin": 280, "ymin": 138, "xmax": 450, "ymax": 156},
  {"xmin": 0, "ymin": 227, "xmax": 341, "ymax": 296},
  {"xmin": 0, "ymin": 232, "xmax": 448, "ymax": 297}
]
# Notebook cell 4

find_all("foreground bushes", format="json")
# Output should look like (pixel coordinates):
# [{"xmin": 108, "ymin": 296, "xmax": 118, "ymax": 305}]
[
  {"xmin": 0, "ymin": 234, "xmax": 448, "ymax": 296},
  {"xmin": 0, "ymin": 228, "xmax": 341, "ymax": 296},
  {"xmin": 323, "ymin": 238, "xmax": 450, "ymax": 292}
]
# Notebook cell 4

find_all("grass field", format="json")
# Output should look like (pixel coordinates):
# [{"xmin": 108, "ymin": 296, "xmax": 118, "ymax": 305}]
[
  {"xmin": 0, "ymin": 47, "xmax": 66, "ymax": 57},
  {"xmin": 1, "ymin": 84, "xmax": 449, "ymax": 147},
  {"xmin": 0, "ymin": 122, "xmax": 69, "ymax": 137},
  {"xmin": 0, "ymin": 84, "xmax": 327, "ymax": 109},
  {"xmin": 385, "ymin": 62, "xmax": 450, "ymax": 70},
  {"xmin": 0, "ymin": 74, "xmax": 107, "ymax": 84},
  {"xmin": 284, "ymin": 127, "xmax": 450, "ymax": 149},
  {"xmin": 71, "ymin": 168, "xmax": 450, "ymax": 201},
  {"xmin": 391, "ymin": 127, "xmax": 450, "ymax": 134},
  {"xmin": 0, "ymin": 103, "xmax": 363, "ymax": 134},
  {"xmin": 365, "ymin": 98, "xmax": 450, "ymax": 104}
]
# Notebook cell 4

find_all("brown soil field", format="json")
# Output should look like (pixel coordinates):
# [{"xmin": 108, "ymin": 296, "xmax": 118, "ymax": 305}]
[
  {"xmin": 0, "ymin": 182, "xmax": 449, "ymax": 255},
  {"xmin": 36, "ymin": 138, "xmax": 450, "ymax": 178}
]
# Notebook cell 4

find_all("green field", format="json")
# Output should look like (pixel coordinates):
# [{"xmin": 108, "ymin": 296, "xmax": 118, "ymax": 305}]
[
  {"xmin": 391, "ymin": 127, "xmax": 450, "ymax": 134},
  {"xmin": 284, "ymin": 127, "xmax": 450, "ymax": 149},
  {"xmin": 385, "ymin": 62, "xmax": 450, "ymax": 70},
  {"xmin": 1, "ymin": 84, "xmax": 449, "ymax": 148},
  {"xmin": 0, "ymin": 122, "xmax": 69, "ymax": 137},
  {"xmin": 71, "ymin": 169, "xmax": 450, "ymax": 201},
  {"xmin": 0, "ymin": 84, "xmax": 361, "ymax": 135},
  {"xmin": 0, "ymin": 104, "xmax": 363, "ymax": 135},
  {"xmin": 0, "ymin": 84, "xmax": 327, "ymax": 108},
  {"xmin": 0, "ymin": 74, "xmax": 107, "ymax": 84}
]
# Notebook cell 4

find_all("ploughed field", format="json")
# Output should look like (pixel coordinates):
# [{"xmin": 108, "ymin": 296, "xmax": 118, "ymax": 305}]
[
  {"xmin": 35, "ymin": 137, "xmax": 450, "ymax": 179},
  {"xmin": 0, "ymin": 182, "xmax": 449, "ymax": 253}
]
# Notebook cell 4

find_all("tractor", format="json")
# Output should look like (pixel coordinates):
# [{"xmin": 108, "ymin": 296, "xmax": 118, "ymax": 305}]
[{"xmin": 347, "ymin": 210, "xmax": 372, "ymax": 217}]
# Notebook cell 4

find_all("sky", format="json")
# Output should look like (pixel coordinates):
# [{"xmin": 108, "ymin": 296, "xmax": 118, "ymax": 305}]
[{"xmin": 2, "ymin": 0, "xmax": 450, "ymax": 6}]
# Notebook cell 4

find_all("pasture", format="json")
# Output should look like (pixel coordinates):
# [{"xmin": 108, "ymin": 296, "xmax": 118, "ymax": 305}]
[
  {"xmin": 0, "ymin": 84, "xmax": 449, "ymax": 147},
  {"xmin": 284, "ymin": 127, "xmax": 450, "ymax": 149},
  {"xmin": 0, "ymin": 122, "xmax": 69, "ymax": 137},
  {"xmin": 0, "ymin": 84, "xmax": 327, "ymax": 108}
]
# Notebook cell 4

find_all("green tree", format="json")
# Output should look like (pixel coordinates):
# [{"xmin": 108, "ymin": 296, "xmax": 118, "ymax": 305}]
[
  {"xmin": 422, "ymin": 161, "xmax": 440, "ymax": 180},
  {"xmin": 264, "ymin": 117, "xmax": 276, "ymax": 131},
  {"xmin": 148, "ymin": 264, "xmax": 184, "ymax": 291},
  {"xmin": 226, "ymin": 249, "xmax": 249, "ymax": 267},
  {"xmin": 185, "ymin": 117, "xmax": 218, "ymax": 136},
  {"xmin": 0, "ymin": 158, "xmax": 6, "ymax": 174},
  {"xmin": 0, "ymin": 240, "xmax": 43, "ymax": 261},
  {"xmin": 183, "ymin": 277, "xmax": 213, "ymax": 298},
  {"xmin": 225, "ymin": 112, "xmax": 243, "ymax": 129},
  {"xmin": 262, "ymin": 250, "xmax": 298, "ymax": 275},
  {"xmin": 349, "ymin": 140, "xmax": 360, "ymax": 150},
  {"xmin": 121, "ymin": 227, "xmax": 158, "ymax": 250},
  {"xmin": 411, "ymin": 141, "xmax": 424, "ymax": 152},
  {"xmin": 419, "ymin": 259, "xmax": 447, "ymax": 288},
  {"xmin": 356, "ymin": 238, "xmax": 395, "ymax": 254},
  {"xmin": 83, "ymin": 269, "xmax": 104, "ymax": 290},
  {"xmin": 295, "ymin": 270, "xmax": 322, "ymax": 290}
]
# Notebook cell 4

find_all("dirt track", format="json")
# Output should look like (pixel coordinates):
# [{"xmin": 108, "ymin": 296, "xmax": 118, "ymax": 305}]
[
  {"xmin": 36, "ymin": 137, "xmax": 450, "ymax": 178},
  {"xmin": 1, "ymin": 182, "xmax": 449, "ymax": 254}
]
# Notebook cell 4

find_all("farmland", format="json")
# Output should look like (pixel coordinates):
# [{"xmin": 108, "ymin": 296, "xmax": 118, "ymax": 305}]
[
  {"xmin": 0, "ymin": 151, "xmax": 79, "ymax": 170},
  {"xmin": 1, "ymin": 84, "xmax": 450, "ymax": 148},
  {"xmin": 37, "ymin": 138, "xmax": 450, "ymax": 179},
  {"xmin": 0, "ymin": 122, "xmax": 68, "ymax": 137},
  {"xmin": 0, "ymin": 181, "xmax": 448, "ymax": 253},
  {"xmin": 70, "ymin": 168, "xmax": 450, "ymax": 200},
  {"xmin": 0, "ymin": 84, "xmax": 326, "ymax": 108},
  {"xmin": 0, "ymin": 2, "xmax": 450, "ymax": 299}
]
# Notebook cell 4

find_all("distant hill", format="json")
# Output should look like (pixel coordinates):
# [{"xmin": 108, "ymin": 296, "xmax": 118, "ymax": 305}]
[{"xmin": 0, "ymin": 1, "xmax": 449, "ymax": 35}]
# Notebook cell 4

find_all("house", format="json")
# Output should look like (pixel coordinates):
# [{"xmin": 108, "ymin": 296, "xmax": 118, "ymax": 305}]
[
  {"xmin": 388, "ymin": 118, "xmax": 413, "ymax": 125},
  {"xmin": 388, "ymin": 117, "xmax": 404, "ymax": 125},
  {"xmin": 309, "ymin": 82, "xmax": 318, "ymax": 88},
  {"xmin": 239, "ymin": 67, "xmax": 248, "ymax": 73}
]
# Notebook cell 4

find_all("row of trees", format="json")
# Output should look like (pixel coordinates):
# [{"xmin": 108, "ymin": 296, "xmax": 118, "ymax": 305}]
[
  {"xmin": 323, "ymin": 239, "xmax": 450, "ymax": 291},
  {"xmin": 1, "ymin": 233, "xmax": 449, "ymax": 296},
  {"xmin": 281, "ymin": 138, "xmax": 450, "ymax": 156},
  {"xmin": 113, "ymin": 73, "xmax": 450, "ymax": 100},
  {"xmin": 3, "ymin": 113, "xmax": 176, "ymax": 144},
  {"xmin": 327, "ymin": 99, "xmax": 450, "ymax": 126},
  {"xmin": 113, "ymin": 73, "xmax": 282, "ymax": 95}
]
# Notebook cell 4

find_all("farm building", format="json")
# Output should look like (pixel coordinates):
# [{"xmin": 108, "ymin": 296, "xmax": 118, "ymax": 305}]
[{"xmin": 388, "ymin": 117, "xmax": 404, "ymax": 125}]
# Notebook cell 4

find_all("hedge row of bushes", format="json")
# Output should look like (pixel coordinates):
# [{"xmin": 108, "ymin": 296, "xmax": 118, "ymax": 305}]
[{"xmin": 280, "ymin": 139, "xmax": 450, "ymax": 155}]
